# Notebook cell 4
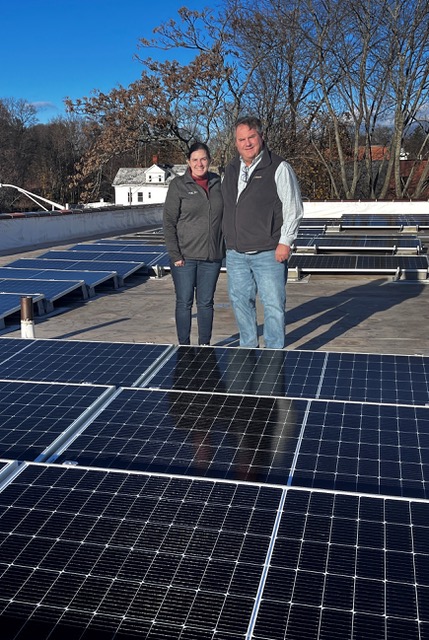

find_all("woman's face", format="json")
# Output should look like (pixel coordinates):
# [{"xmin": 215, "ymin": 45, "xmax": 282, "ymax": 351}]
[{"xmin": 188, "ymin": 149, "xmax": 210, "ymax": 178}]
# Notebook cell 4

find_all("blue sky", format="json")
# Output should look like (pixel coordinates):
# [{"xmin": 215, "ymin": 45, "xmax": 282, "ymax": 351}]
[{"xmin": 1, "ymin": 0, "xmax": 203, "ymax": 123}]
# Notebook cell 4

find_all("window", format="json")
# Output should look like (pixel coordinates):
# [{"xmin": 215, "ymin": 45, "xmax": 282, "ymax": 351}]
[
  {"xmin": 137, "ymin": 192, "xmax": 143, "ymax": 203},
  {"xmin": 148, "ymin": 192, "xmax": 151, "ymax": 199},
  {"xmin": 127, "ymin": 191, "xmax": 132, "ymax": 203},
  {"xmin": 148, "ymin": 175, "xmax": 152, "ymax": 182},
  {"xmin": 158, "ymin": 175, "xmax": 162, "ymax": 182}
]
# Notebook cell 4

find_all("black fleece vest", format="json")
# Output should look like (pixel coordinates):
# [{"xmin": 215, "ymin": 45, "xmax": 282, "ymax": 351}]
[{"xmin": 222, "ymin": 147, "xmax": 284, "ymax": 252}]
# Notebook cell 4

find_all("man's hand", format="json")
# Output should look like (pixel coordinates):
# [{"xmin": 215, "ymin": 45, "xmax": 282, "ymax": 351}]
[{"xmin": 275, "ymin": 243, "xmax": 291, "ymax": 262}]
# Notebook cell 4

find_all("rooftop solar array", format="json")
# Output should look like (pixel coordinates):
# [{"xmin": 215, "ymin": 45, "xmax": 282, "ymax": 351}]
[{"xmin": 0, "ymin": 328, "xmax": 429, "ymax": 638}]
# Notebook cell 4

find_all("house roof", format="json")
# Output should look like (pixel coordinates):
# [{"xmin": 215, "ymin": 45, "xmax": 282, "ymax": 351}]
[{"xmin": 112, "ymin": 164, "xmax": 187, "ymax": 186}]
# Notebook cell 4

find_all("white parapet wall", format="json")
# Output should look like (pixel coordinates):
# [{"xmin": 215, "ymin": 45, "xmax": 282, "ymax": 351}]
[
  {"xmin": 0, "ymin": 205, "xmax": 164, "ymax": 254},
  {"xmin": 1, "ymin": 200, "xmax": 429, "ymax": 255},
  {"xmin": 303, "ymin": 200, "xmax": 429, "ymax": 217}
]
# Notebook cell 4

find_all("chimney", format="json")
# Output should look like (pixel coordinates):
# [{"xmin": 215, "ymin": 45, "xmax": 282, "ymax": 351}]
[{"xmin": 152, "ymin": 154, "xmax": 158, "ymax": 165}]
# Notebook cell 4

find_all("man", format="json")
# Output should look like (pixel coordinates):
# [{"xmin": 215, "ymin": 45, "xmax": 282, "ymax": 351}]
[{"xmin": 222, "ymin": 116, "xmax": 304, "ymax": 349}]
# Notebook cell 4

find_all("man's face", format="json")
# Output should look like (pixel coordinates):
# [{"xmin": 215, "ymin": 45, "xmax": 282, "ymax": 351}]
[{"xmin": 235, "ymin": 124, "xmax": 263, "ymax": 165}]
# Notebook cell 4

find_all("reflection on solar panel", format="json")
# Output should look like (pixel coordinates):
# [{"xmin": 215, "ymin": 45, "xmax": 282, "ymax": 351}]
[
  {"xmin": 144, "ymin": 346, "xmax": 429, "ymax": 406},
  {"xmin": 145, "ymin": 346, "xmax": 327, "ymax": 398},
  {"xmin": 0, "ymin": 339, "xmax": 172, "ymax": 386},
  {"xmin": 0, "ymin": 381, "xmax": 111, "ymax": 461},
  {"xmin": 0, "ymin": 464, "xmax": 281, "ymax": 639},
  {"xmin": 0, "ymin": 334, "xmax": 428, "ymax": 638},
  {"xmin": 52, "ymin": 387, "xmax": 304, "ymax": 482}
]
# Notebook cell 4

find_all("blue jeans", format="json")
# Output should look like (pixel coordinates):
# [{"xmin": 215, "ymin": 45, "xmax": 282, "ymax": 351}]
[
  {"xmin": 226, "ymin": 249, "xmax": 288, "ymax": 349},
  {"xmin": 171, "ymin": 259, "xmax": 222, "ymax": 345}
]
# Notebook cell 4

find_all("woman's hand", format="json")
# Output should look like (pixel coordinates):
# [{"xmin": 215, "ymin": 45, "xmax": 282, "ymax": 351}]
[{"xmin": 174, "ymin": 259, "xmax": 185, "ymax": 267}]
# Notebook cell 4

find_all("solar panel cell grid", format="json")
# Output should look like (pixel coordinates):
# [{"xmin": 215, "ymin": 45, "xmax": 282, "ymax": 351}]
[
  {"xmin": 321, "ymin": 351, "xmax": 429, "ymax": 405},
  {"xmin": 291, "ymin": 400, "xmax": 429, "ymax": 498},
  {"xmin": 0, "ymin": 339, "xmax": 171, "ymax": 386},
  {"xmin": 0, "ymin": 381, "xmax": 110, "ymax": 461},
  {"xmin": 0, "ymin": 464, "xmax": 281, "ymax": 640}
]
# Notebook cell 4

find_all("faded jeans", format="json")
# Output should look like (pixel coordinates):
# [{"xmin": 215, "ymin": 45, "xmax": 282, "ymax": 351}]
[
  {"xmin": 226, "ymin": 249, "xmax": 288, "ymax": 349},
  {"xmin": 171, "ymin": 259, "xmax": 222, "ymax": 345}
]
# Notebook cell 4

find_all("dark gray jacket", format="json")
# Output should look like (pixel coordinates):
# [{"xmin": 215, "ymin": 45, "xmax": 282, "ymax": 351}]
[
  {"xmin": 222, "ymin": 147, "xmax": 284, "ymax": 252},
  {"xmin": 163, "ymin": 169, "xmax": 224, "ymax": 263}
]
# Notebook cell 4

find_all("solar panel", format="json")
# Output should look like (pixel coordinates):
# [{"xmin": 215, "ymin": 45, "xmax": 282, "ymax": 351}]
[
  {"xmin": 52, "ymin": 387, "xmax": 305, "ymax": 481},
  {"xmin": 289, "ymin": 254, "xmax": 429, "ymax": 275},
  {"xmin": 0, "ymin": 380, "xmax": 112, "ymax": 461},
  {"xmin": 291, "ymin": 399, "xmax": 429, "ymax": 498},
  {"xmin": 294, "ymin": 236, "xmax": 421, "ymax": 253},
  {"xmin": 70, "ymin": 242, "xmax": 167, "ymax": 253},
  {"xmin": 0, "ymin": 293, "xmax": 45, "ymax": 328},
  {"xmin": 340, "ymin": 213, "xmax": 429, "ymax": 229},
  {"xmin": 6, "ymin": 259, "xmax": 141, "ymax": 285},
  {"xmin": 319, "ymin": 351, "xmax": 429, "ymax": 406},
  {"xmin": 0, "ymin": 338, "xmax": 32, "ymax": 365},
  {"xmin": 38, "ymin": 249, "xmax": 151, "ymax": 264},
  {"xmin": 254, "ymin": 487, "xmax": 429, "ymax": 640},
  {"xmin": 0, "ymin": 267, "xmax": 119, "ymax": 295},
  {"xmin": 0, "ymin": 278, "xmax": 87, "ymax": 311},
  {"xmin": 0, "ymin": 463, "xmax": 281, "ymax": 639},
  {"xmin": 0, "ymin": 339, "xmax": 173, "ymax": 386},
  {"xmin": 144, "ymin": 346, "xmax": 327, "ymax": 398}
]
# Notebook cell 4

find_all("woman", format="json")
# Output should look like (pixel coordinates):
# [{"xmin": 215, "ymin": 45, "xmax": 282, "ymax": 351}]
[{"xmin": 163, "ymin": 142, "xmax": 224, "ymax": 345}]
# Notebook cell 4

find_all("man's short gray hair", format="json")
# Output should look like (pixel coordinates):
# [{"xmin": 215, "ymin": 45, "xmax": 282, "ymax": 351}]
[{"xmin": 235, "ymin": 116, "xmax": 263, "ymax": 135}]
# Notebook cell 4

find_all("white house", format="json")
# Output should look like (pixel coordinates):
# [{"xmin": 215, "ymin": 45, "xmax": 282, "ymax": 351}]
[{"xmin": 112, "ymin": 163, "xmax": 187, "ymax": 206}]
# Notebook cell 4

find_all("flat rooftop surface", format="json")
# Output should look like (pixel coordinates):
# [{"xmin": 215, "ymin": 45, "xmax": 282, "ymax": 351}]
[{"xmin": 0, "ymin": 236, "xmax": 428, "ymax": 356}]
